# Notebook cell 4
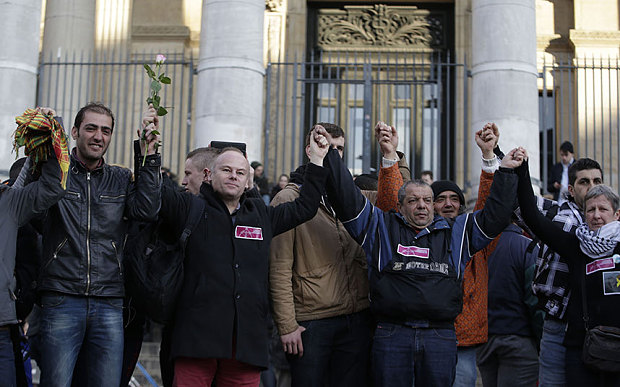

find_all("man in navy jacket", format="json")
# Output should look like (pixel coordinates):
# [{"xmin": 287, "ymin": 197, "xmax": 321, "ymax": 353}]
[{"xmin": 319, "ymin": 125, "xmax": 524, "ymax": 387}]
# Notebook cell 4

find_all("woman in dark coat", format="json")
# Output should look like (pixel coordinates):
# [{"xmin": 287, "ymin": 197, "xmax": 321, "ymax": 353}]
[{"xmin": 516, "ymin": 155, "xmax": 620, "ymax": 387}]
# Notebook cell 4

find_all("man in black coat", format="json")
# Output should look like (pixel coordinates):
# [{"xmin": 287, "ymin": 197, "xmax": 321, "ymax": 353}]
[
  {"xmin": 158, "ymin": 130, "xmax": 330, "ymax": 387},
  {"xmin": 547, "ymin": 141, "xmax": 574, "ymax": 203}
]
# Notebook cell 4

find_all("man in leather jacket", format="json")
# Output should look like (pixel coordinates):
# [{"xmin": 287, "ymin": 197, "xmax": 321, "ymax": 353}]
[{"xmin": 37, "ymin": 102, "xmax": 161, "ymax": 387}]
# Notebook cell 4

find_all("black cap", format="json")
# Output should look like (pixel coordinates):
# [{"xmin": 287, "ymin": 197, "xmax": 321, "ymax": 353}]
[{"xmin": 430, "ymin": 180, "xmax": 465, "ymax": 205}]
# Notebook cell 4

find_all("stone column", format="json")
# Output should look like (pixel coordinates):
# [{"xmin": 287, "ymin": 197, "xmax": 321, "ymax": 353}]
[
  {"xmin": 470, "ymin": 0, "xmax": 539, "ymax": 195},
  {"xmin": 40, "ymin": 0, "xmax": 96, "ymax": 134},
  {"xmin": 0, "ymin": 0, "xmax": 43, "ymax": 177},
  {"xmin": 195, "ymin": 0, "xmax": 265, "ymax": 161},
  {"xmin": 42, "ymin": 0, "xmax": 96, "ymax": 58}
]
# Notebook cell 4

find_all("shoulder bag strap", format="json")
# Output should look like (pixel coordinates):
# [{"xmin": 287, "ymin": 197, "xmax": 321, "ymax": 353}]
[{"xmin": 179, "ymin": 195, "xmax": 206, "ymax": 252}]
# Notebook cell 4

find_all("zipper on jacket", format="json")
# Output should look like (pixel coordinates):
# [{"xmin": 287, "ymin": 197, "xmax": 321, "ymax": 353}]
[
  {"xmin": 66, "ymin": 191, "xmax": 81, "ymax": 200},
  {"xmin": 111, "ymin": 241, "xmax": 122, "ymax": 275},
  {"xmin": 43, "ymin": 237, "xmax": 68, "ymax": 270},
  {"xmin": 85, "ymin": 172, "xmax": 92, "ymax": 295},
  {"xmin": 100, "ymin": 194, "xmax": 126, "ymax": 200}
]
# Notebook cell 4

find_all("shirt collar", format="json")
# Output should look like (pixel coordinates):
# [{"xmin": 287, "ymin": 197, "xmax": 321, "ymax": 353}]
[{"xmin": 71, "ymin": 148, "xmax": 104, "ymax": 171}]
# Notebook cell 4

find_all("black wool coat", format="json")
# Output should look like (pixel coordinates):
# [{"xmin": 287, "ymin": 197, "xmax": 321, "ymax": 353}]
[{"xmin": 159, "ymin": 163, "xmax": 327, "ymax": 368}]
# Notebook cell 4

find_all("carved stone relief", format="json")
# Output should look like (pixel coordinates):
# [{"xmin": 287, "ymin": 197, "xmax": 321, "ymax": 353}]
[
  {"xmin": 266, "ymin": 0, "xmax": 282, "ymax": 12},
  {"xmin": 317, "ymin": 4, "xmax": 445, "ymax": 52},
  {"xmin": 264, "ymin": 0, "xmax": 286, "ymax": 63}
]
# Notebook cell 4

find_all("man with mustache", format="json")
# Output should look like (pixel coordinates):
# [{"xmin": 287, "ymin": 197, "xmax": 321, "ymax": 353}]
[{"xmin": 318, "ymin": 123, "xmax": 523, "ymax": 386}]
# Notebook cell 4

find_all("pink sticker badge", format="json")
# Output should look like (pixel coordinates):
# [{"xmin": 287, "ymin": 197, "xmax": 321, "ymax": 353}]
[
  {"xmin": 586, "ymin": 257, "xmax": 615, "ymax": 275},
  {"xmin": 397, "ymin": 244, "xmax": 430, "ymax": 259},
  {"xmin": 235, "ymin": 226, "xmax": 263, "ymax": 240}
]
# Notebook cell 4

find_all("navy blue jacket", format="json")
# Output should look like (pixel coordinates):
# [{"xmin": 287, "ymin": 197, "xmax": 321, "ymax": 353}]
[
  {"xmin": 323, "ymin": 149, "xmax": 518, "ymax": 327},
  {"xmin": 487, "ymin": 224, "xmax": 543, "ymax": 338}
]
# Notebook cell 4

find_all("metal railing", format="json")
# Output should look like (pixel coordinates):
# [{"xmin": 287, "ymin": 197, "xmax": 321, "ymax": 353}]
[
  {"xmin": 36, "ymin": 50, "xmax": 195, "ymax": 180},
  {"xmin": 540, "ymin": 56, "xmax": 620, "ymax": 192},
  {"xmin": 263, "ymin": 50, "xmax": 469, "ymax": 184}
]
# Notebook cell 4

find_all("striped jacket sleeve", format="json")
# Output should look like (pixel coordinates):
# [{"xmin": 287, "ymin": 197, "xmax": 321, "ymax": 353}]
[{"xmin": 324, "ymin": 149, "xmax": 394, "ymax": 272}]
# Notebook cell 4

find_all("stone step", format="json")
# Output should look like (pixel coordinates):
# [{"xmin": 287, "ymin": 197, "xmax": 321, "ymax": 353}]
[{"xmin": 130, "ymin": 341, "xmax": 163, "ymax": 386}]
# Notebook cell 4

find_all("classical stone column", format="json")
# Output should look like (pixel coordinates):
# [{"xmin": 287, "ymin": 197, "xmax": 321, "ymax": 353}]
[
  {"xmin": 42, "ymin": 0, "xmax": 96, "ymax": 57},
  {"xmin": 39, "ymin": 0, "xmax": 96, "ymax": 132},
  {"xmin": 0, "ymin": 0, "xmax": 43, "ymax": 177},
  {"xmin": 470, "ymin": 0, "xmax": 539, "ymax": 195},
  {"xmin": 195, "ymin": 0, "xmax": 265, "ymax": 161}
]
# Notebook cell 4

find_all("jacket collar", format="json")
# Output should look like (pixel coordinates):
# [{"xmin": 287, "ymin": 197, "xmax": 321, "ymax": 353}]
[
  {"xmin": 200, "ymin": 181, "xmax": 246, "ymax": 214},
  {"xmin": 71, "ymin": 148, "xmax": 105, "ymax": 173},
  {"xmin": 394, "ymin": 212, "xmax": 451, "ymax": 237}
]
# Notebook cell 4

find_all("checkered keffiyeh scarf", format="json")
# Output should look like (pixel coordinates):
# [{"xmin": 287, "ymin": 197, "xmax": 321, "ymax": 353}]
[
  {"xmin": 14, "ymin": 108, "xmax": 70, "ymax": 189},
  {"xmin": 575, "ymin": 221, "xmax": 620, "ymax": 259}
]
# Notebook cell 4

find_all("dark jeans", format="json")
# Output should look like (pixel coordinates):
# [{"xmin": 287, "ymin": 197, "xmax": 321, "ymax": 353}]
[
  {"xmin": 287, "ymin": 310, "xmax": 373, "ymax": 387},
  {"xmin": 565, "ymin": 347, "xmax": 620, "ymax": 387},
  {"xmin": 476, "ymin": 335, "xmax": 538, "ymax": 387},
  {"xmin": 120, "ymin": 300, "xmax": 146, "ymax": 387},
  {"xmin": 0, "ymin": 327, "xmax": 16, "ymax": 387},
  {"xmin": 39, "ymin": 293, "xmax": 124, "ymax": 387},
  {"xmin": 371, "ymin": 322, "xmax": 457, "ymax": 387}
]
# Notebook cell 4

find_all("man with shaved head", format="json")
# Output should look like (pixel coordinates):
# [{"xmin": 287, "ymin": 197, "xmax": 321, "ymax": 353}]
[
  {"xmin": 182, "ymin": 147, "xmax": 220, "ymax": 195},
  {"xmin": 157, "ymin": 132, "xmax": 330, "ymax": 387}
]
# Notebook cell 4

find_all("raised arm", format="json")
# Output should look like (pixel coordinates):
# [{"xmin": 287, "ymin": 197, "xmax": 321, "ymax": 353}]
[
  {"xmin": 515, "ymin": 159, "xmax": 576, "ymax": 257},
  {"xmin": 467, "ymin": 148, "xmax": 523, "ymax": 254},
  {"xmin": 10, "ymin": 107, "xmax": 69, "ymax": 225},
  {"xmin": 269, "ymin": 129, "xmax": 328, "ymax": 236},
  {"xmin": 9, "ymin": 156, "xmax": 67, "ymax": 227},
  {"xmin": 474, "ymin": 123, "xmax": 501, "ymax": 211},
  {"xmin": 375, "ymin": 122, "xmax": 403, "ymax": 212},
  {"xmin": 126, "ymin": 105, "xmax": 162, "ymax": 221}
]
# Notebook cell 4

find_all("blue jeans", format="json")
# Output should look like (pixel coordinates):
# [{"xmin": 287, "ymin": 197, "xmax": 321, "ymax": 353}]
[
  {"xmin": 453, "ymin": 346, "xmax": 478, "ymax": 387},
  {"xmin": 287, "ymin": 310, "xmax": 373, "ymax": 387},
  {"xmin": 39, "ymin": 293, "xmax": 124, "ymax": 387},
  {"xmin": 539, "ymin": 318, "xmax": 566, "ymax": 387},
  {"xmin": 0, "ymin": 327, "xmax": 16, "ymax": 387},
  {"xmin": 371, "ymin": 323, "xmax": 457, "ymax": 387}
]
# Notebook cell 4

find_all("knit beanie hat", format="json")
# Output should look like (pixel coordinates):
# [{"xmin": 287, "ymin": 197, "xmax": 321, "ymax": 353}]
[{"xmin": 430, "ymin": 180, "xmax": 465, "ymax": 205}]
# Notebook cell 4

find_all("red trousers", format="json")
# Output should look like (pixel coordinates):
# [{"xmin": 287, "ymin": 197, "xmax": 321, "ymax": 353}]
[{"xmin": 173, "ymin": 356, "xmax": 261, "ymax": 387}]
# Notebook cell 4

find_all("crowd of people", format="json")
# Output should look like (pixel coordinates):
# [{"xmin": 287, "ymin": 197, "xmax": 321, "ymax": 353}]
[{"xmin": 0, "ymin": 101, "xmax": 619, "ymax": 387}]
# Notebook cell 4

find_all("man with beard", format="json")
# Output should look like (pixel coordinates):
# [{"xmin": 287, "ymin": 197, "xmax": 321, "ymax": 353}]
[{"xmin": 37, "ymin": 102, "xmax": 161, "ymax": 386}]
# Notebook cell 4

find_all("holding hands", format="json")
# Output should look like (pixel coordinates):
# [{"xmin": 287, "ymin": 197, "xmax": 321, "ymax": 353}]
[
  {"xmin": 375, "ymin": 121, "xmax": 398, "ymax": 160},
  {"xmin": 475, "ymin": 123, "xmax": 499, "ymax": 159},
  {"xmin": 501, "ymin": 147, "xmax": 527, "ymax": 169},
  {"xmin": 308, "ymin": 125, "xmax": 331, "ymax": 166}
]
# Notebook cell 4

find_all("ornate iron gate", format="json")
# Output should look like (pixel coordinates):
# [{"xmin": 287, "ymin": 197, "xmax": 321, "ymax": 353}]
[{"xmin": 263, "ymin": 50, "xmax": 468, "ymax": 183}]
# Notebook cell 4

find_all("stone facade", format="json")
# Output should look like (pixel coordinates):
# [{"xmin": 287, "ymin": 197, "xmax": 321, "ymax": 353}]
[{"xmin": 0, "ymin": 0, "xmax": 618, "ymax": 187}]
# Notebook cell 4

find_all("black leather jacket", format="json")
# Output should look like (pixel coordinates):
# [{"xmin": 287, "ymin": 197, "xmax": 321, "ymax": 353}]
[{"xmin": 38, "ymin": 152, "xmax": 161, "ymax": 297}]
